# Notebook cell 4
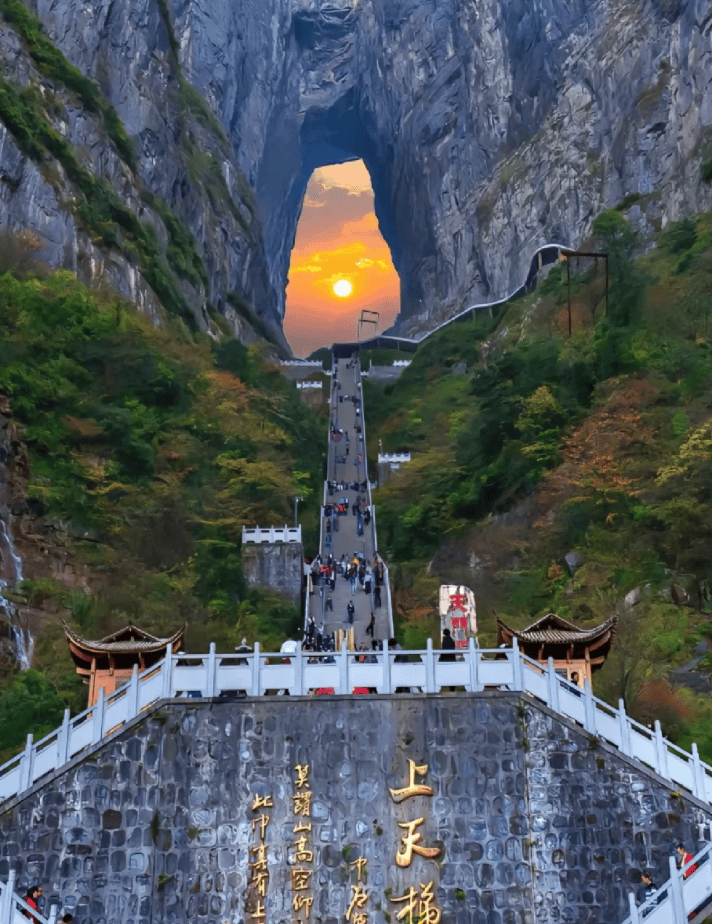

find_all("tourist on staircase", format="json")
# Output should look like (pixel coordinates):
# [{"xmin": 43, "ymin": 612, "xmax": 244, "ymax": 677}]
[{"xmin": 22, "ymin": 885, "xmax": 42, "ymax": 922}]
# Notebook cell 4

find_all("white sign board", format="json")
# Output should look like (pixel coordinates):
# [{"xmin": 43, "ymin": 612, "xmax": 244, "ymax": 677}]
[{"xmin": 439, "ymin": 584, "xmax": 477, "ymax": 649}]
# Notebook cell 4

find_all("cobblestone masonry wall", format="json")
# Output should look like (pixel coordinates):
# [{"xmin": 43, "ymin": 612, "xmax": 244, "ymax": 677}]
[
  {"xmin": 241, "ymin": 542, "xmax": 303, "ymax": 606},
  {"xmin": 0, "ymin": 694, "xmax": 710, "ymax": 924}
]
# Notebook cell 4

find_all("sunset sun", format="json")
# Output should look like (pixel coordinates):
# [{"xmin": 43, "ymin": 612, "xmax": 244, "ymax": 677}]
[{"xmin": 333, "ymin": 279, "xmax": 353, "ymax": 298}]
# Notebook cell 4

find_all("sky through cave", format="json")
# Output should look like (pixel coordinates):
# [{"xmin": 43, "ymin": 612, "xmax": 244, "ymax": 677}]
[{"xmin": 283, "ymin": 161, "xmax": 400, "ymax": 357}]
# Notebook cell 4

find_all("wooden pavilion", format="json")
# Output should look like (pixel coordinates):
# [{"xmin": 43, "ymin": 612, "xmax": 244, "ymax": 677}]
[
  {"xmin": 496, "ymin": 612, "xmax": 617, "ymax": 687},
  {"xmin": 64, "ymin": 623, "xmax": 185, "ymax": 707}
]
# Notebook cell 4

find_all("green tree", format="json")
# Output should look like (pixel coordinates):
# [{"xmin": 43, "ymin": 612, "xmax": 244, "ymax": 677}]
[
  {"xmin": 592, "ymin": 210, "xmax": 646, "ymax": 327},
  {"xmin": 0, "ymin": 670, "xmax": 66, "ymax": 758}
]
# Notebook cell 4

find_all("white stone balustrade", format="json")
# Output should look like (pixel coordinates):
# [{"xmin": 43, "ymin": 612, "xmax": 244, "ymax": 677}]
[
  {"xmin": 0, "ymin": 871, "xmax": 57, "ymax": 924},
  {"xmin": 242, "ymin": 526, "xmax": 302, "ymax": 544},
  {"xmin": 623, "ymin": 843, "xmax": 712, "ymax": 924},
  {"xmin": 3, "ymin": 642, "xmax": 712, "ymax": 811}
]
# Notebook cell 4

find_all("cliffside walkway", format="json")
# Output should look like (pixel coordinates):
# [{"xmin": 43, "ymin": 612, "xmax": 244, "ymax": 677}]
[{"xmin": 304, "ymin": 355, "xmax": 393, "ymax": 647}]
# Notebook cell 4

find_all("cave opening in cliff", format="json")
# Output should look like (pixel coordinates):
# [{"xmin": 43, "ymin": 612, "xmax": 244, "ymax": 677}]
[
  {"xmin": 263, "ymin": 89, "xmax": 398, "ymax": 358},
  {"xmin": 284, "ymin": 159, "xmax": 400, "ymax": 357}
]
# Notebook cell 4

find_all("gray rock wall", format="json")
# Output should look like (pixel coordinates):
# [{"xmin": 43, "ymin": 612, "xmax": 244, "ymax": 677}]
[
  {"xmin": 1, "ymin": 693, "xmax": 710, "ymax": 924},
  {"xmin": 242, "ymin": 541, "xmax": 304, "ymax": 606},
  {"xmin": 1, "ymin": 0, "xmax": 710, "ymax": 343}
]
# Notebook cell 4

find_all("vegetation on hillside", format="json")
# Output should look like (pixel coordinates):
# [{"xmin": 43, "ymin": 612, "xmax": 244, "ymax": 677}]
[
  {"xmin": 367, "ymin": 208, "xmax": 712, "ymax": 757},
  {"xmin": 0, "ymin": 242, "xmax": 325, "ymax": 757}
]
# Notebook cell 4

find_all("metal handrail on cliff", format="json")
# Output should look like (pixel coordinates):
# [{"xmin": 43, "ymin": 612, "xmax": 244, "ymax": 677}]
[
  {"xmin": 357, "ymin": 240, "xmax": 573, "ymax": 351},
  {"xmin": 0, "ymin": 871, "xmax": 57, "ymax": 924},
  {"xmin": 622, "ymin": 842, "xmax": 712, "ymax": 924},
  {"xmin": 4, "ymin": 640, "xmax": 712, "ymax": 809}
]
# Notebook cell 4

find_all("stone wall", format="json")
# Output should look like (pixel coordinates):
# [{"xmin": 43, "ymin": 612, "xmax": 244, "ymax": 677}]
[
  {"xmin": 0, "ymin": 694, "xmax": 710, "ymax": 924},
  {"xmin": 241, "ymin": 541, "xmax": 304, "ymax": 606}
]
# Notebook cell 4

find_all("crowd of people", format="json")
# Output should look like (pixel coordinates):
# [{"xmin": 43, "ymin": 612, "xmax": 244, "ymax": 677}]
[{"xmin": 304, "ymin": 551, "xmax": 385, "ymax": 620}]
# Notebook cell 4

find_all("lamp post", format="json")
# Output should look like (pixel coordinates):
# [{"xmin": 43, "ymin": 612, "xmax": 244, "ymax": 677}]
[{"xmin": 293, "ymin": 495, "xmax": 303, "ymax": 528}]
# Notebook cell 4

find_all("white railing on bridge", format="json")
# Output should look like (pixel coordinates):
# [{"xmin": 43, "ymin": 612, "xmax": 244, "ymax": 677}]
[
  {"xmin": 242, "ymin": 526, "xmax": 302, "ymax": 544},
  {"xmin": 392, "ymin": 360, "xmax": 411, "ymax": 367},
  {"xmin": 624, "ymin": 844, "xmax": 712, "ymax": 924},
  {"xmin": 0, "ymin": 872, "xmax": 57, "ymax": 924},
  {"xmin": 4, "ymin": 640, "xmax": 712, "ymax": 809},
  {"xmin": 297, "ymin": 381, "xmax": 322, "ymax": 390},
  {"xmin": 280, "ymin": 360, "xmax": 323, "ymax": 367}
]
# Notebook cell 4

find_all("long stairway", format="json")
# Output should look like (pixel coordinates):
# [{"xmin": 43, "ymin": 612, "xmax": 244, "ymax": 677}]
[
  {"xmin": 305, "ymin": 353, "xmax": 393, "ymax": 648},
  {"xmin": 3, "ymin": 352, "xmax": 712, "ymax": 922}
]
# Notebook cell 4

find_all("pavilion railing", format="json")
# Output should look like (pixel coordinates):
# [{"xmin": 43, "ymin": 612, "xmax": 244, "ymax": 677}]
[
  {"xmin": 0, "ymin": 871, "xmax": 58, "ymax": 924},
  {"xmin": 2, "ymin": 640, "xmax": 712, "ymax": 808}
]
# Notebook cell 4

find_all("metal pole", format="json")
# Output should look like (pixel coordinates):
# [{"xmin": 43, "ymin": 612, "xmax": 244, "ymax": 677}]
[
  {"xmin": 567, "ymin": 256, "xmax": 572, "ymax": 337},
  {"xmin": 604, "ymin": 253, "xmax": 609, "ymax": 319}
]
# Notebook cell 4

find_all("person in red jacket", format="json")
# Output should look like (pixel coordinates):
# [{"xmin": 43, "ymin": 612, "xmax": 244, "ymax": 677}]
[
  {"xmin": 676, "ymin": 844, "xmax": 698, "ymax": 878},
  {"xmin": 22, "ymin": 886, "xmax": 42, "ymax": 922}
]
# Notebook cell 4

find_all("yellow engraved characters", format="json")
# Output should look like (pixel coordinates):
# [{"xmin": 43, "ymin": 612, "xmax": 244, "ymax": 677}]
[
  {"xmin": 291, "ymin": 763, "xmax": 314, "ymax": 923},
  {"xmin": 395, "ymin": 818, "xmax": 441, "ymax": 868},
  {"xmin": 345, "ymin": 857, "xmax": 370, "ymax": 924},
  {"xmin": 388, "ymin": 760, "xmax": 434, "ymax": 803},
  {"xmin": 388, "ymin": 758, "xmax": 441, "ymax": 923},
  {"xmin": 389, "ymin": 760, "xmax": 440, "ymax": 869},
  {"xmin": 391, "ymin": 882, "xmax": 441, "ymax": 924},
  {"xmin": 248, "ymin": 790, "xmax": 272, "ymax": 923}
]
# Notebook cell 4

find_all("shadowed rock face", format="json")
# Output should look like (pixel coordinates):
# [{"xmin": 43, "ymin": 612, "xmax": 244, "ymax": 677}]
[{"xmin": 1, "ymin": 0, "xmax": 711, "ymax": 341}]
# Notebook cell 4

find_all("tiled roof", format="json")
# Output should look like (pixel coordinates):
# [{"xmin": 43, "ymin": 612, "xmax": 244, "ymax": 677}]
[
  {"xmin": 64, "ymin": 623, "xmax": 185, "ymax": 657},
  {"xmin": 496, "ymin": 614, "xmax": 617, "ymax": 645}
]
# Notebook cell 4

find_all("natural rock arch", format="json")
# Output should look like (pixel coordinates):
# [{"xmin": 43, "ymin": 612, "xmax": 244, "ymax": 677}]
[
  {"xmin": 1, "ymin": 0, "xmax": 710, "ymax": 342},
  {"xmin": 207, "ymin": 0, "xmax": 710, "ymax": 338}
]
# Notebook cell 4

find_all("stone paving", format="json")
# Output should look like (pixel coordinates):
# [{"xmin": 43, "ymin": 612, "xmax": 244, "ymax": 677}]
[{"xmin": 309, "ymin": 357, "xmax": 390, "ymax": 648}]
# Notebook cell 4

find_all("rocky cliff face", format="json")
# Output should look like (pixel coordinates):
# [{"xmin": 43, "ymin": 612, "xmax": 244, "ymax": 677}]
[{"xmin": 0, "ymin": 0, "xmax": 710, "ymax": 341}]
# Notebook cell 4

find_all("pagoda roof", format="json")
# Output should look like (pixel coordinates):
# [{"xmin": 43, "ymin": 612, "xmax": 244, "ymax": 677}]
[
  {"xmin": 64, "ymin": 623, "xmax": 185, "ymax": 663},
  {"xmin": 496, "ymin": 613, "xmax": 617, "ymax": 647}
]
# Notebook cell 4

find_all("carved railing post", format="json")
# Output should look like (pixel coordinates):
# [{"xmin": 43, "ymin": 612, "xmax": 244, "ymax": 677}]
[
  {"xmin": 669, "ymin": 855, "xmax": 685, "ymax": 923},
  {"xmin": 206, "ymin": 643, "xmax": 217, "ymax": 698},
  {"xmin": 127, "ymin": 665, "xmax": 139, "ymax": 718},
  {"xmin": 547, "ymin": 658, "xmax": 560, "ymax": 712},
  {"xmin": 56, "ymin": 708, "xmax": 71, "ymax": 766},
  {"xmin": 468, "ymin": 636, "xmax": 482, "ymax": 693},
  {"xmin": 381, "ymin": 639, "xmax": 392, "ymax": 694},
  {"xmin": 511, "ymin": 638, "xmax": 523, "ymax": 691},
  {"xmin": 654, "ymin": 720, "xmax": 669, "ymax": 779},
  {"xmin": 91, "ymin": 688, "xmax": 105, "ymax": 745},
  {"xmin": 338, "ymin": 639, "xmax": 348, "ymax": 694},
  {"xmin": 251, "ymin": 642, "xmax": 261, "ymax": 697},
  {"xmin": 618, "ymin": 699, "xmax": 632, "ymax": 758},
  {"xmin": 425, "ymin": 638, "xmax": 436, "ymax": 694},
  {"xmin": 627, "ymin": 890, "xmax": 640, "ymax": 924},
  {"xmin": 294, "ymin": 643, "xmax": 304, "ymax": 696},
  {"xmin": 162, "ymin": 643, "xmax": 174, "ymax": 699}
]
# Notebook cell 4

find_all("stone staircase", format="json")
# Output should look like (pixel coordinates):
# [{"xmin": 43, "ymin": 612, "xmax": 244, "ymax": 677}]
[
  {"xmin": 623, "ymin": 844, "xmax": 712, "ymax": 923},
  {"xmin": 0, "ymin": 872, "xmax": 57, "ymax": 924}
]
